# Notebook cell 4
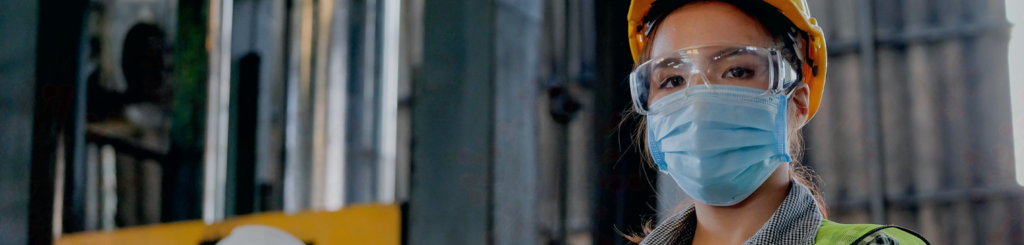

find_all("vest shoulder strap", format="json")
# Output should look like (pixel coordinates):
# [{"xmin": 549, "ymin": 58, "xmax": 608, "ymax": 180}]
[{"xmin": 814, "ymin": 219, "xmax": 930, "ymax": 245}]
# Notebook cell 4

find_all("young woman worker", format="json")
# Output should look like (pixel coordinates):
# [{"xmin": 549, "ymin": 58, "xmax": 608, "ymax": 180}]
[{"xmin": 622, "ymin": 0, "xmax": 930, "ymax": 244}]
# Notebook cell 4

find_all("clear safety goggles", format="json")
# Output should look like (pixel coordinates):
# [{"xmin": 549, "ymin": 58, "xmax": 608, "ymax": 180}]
[{"xmin": 630, "ymin": 44, "xmax": 799, "ymax": 115}]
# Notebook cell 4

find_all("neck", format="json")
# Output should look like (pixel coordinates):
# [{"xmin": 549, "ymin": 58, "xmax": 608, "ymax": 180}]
[{"xmin": 691, "ymin": 164, "xmax": 792, "ymax": 245}]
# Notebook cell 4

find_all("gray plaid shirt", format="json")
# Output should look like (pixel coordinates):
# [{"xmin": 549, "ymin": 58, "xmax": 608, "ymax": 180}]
[{"xmin": 639, "ymin": 182, "xmax": 900, "ymax": 245}]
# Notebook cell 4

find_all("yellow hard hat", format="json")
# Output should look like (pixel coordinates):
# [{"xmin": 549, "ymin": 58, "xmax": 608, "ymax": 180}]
[{"xmin": 627, "ymin": 0, "xmax": 827, "ymax": 122}]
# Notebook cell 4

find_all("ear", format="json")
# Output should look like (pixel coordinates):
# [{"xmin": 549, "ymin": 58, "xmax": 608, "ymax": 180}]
[{"xmin": 788, "ymin": 83, "xmax": 810, "ymax": 128}]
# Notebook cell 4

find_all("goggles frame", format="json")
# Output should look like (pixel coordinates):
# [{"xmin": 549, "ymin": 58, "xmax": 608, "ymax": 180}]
[{"xmin": 629, "ymin": 44, "xmax": 799, "ymax": 115}]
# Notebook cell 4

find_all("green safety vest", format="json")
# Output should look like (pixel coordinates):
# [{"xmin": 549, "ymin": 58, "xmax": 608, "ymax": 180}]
[{"xmin": 815, "ymin": 219, "xmax": 930, "ymax": 245}]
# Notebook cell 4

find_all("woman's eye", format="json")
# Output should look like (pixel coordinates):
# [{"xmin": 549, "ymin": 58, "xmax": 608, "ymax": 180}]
[
  {"xmin": 659, "ymin": 75, "xmax": 685, "ymax": 89},
  {"xmin": 723, "ymin": 67, "xmax": 754, "ymax": 79}
]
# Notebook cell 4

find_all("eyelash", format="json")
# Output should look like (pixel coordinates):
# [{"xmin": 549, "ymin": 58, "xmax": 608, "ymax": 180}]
[
  {"xmin": 723, "ymin": 67, "xmax": 754, "ymax": 78},
  {"xmin": 659, "ymin": 75, "xmax": 685, "ymax": 89}
]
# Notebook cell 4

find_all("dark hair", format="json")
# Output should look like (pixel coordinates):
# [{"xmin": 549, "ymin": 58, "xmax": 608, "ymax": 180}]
[{"xmin": 623, "ymin": 0, "xmax": 826, "ymax": 243}]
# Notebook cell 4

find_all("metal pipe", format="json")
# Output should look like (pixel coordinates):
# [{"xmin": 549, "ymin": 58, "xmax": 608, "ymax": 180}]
[
  {"xmin": 84, "ymin": 144, "xmax": 98, "ymax": 230},
  {"xmin": 378, "ymin": 0, "xmax": 401, "ymax": 206},
  {"xmin": 202, "ymin": 0, "xmax": 221, "ymax": 225},
  {"xmin": 216, "ymin": 0, "xmax": 234, "ymax": 222},
  {"xmin": 100, "ymin": 145, "xmax": 117, "ymax": 230},
  {"xmin": 312, "ymin": 0, "xmax": 334, "ymax": 211},
  {"xmin": 324, "ymin": 0, "xmax": 350, "ymax": 211},
  {"xmin": 857, "ymin": 0, "xmax": 886, "ymax": 225},
  {"xmin": 358, "ymin": 0, "xmax": 378, "ymax": 204},
  {"xmin": 53, "ymin": 135, "xmax": 65, "ymax": 238},
  {"xmin": 284, "ymin": 0, "xmax": 312, "ymax": 214},
  {"xmin": 203, "ymin": 0, "xmax": 233, "ymax": 225}
]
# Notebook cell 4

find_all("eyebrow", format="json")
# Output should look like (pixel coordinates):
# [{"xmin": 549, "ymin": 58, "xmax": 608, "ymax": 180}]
[
  {"xmin": 652, "ymin": 47, "xmax": 758, "ymax": 69},
  {"xmin": 654, "ymin": 58, "xmax": 687, "ymax": 69},
  {"xmin": 709, "ymin": 47, "xmax": 757, "ymax": 61}
]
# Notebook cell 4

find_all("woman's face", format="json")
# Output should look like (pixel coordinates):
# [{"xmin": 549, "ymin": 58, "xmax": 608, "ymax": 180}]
[{"xmin": 648, "ymin": 1, "xmax": 810, "ymax": 127}]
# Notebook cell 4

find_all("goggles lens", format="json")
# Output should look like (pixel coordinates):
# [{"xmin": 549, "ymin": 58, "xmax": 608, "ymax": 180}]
[{"xmin": 630, "ymin": 45, "xmax": 798, "ymax": 114}]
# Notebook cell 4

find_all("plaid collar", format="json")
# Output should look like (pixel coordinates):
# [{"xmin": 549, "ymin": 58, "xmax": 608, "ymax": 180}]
[{"xmin": 640, "ymin": 181, "xmax": 823, "ymax": 245}]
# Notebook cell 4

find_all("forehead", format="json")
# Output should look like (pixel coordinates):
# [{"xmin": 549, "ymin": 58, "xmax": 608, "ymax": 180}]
[{"xmin": 649, "ymin": 1, "xmax": 772, "ymax": 57}]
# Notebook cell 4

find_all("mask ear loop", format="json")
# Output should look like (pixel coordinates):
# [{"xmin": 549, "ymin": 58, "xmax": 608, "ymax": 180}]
[{"xmin": 774, "ymin": 47, "xmax": 797, "ymax": 159}]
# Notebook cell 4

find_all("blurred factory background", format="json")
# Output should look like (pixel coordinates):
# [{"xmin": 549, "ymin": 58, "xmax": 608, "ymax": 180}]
[{"xmin": 0, "ymin": 0, "xmax": 1022, "ymax": 244}]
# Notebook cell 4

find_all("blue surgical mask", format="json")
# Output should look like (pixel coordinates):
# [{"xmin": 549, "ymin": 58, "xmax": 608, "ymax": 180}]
[{"xmin": 647, "ymin": 85, "xmax": 791, "ymax": 206}]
